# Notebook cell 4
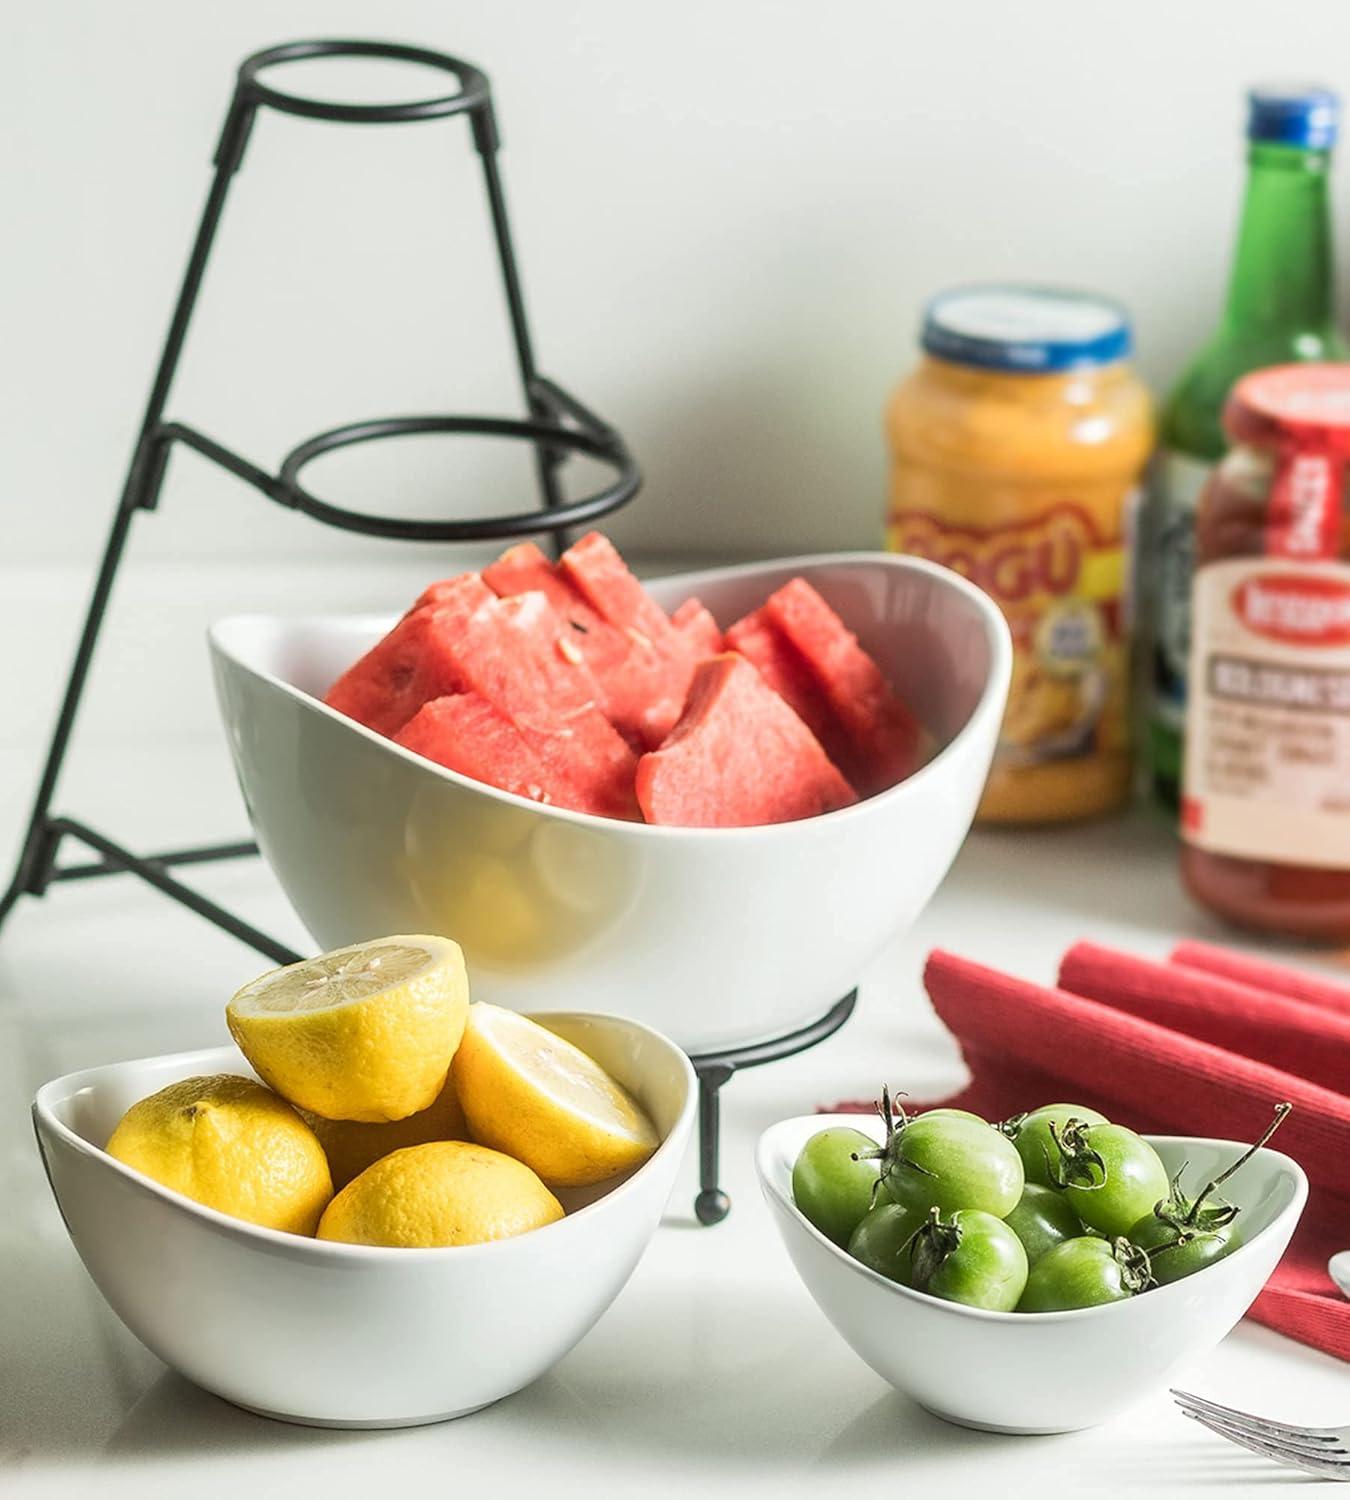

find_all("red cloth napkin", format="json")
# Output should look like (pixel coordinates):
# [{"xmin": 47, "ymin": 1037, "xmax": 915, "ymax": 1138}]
[{"xmin": 835, "ymin": 944, "xmax": 1350, "ymax": 1360}]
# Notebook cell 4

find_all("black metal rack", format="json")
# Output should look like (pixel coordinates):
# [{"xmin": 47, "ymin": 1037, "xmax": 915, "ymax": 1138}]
[{"xmin": 1, "ymin": 40, "xmax": 854, "ymax": 1223}]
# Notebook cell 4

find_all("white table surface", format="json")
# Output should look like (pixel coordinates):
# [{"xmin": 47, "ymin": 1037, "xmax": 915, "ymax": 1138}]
[{"xmin": 2, "ymin": 742, "xmax": 1346, "ymax": 1498}]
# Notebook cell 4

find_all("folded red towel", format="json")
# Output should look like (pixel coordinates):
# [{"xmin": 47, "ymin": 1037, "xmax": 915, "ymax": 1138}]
[
  {"xmin": 1059, "ymin": 942, "xmax": 1350, "ymax": 1098},
  {"xmin": 836, "ymin": 947, "xmax": 1350, "ymax": 1360},
  {"xmin": 1171, "ymin": 940, "xmax": 1350, "ymax": 1021}
]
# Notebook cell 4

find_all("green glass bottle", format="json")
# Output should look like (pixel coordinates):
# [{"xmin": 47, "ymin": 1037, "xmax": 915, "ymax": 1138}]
[{"xmin": 1147, "ymin": 85, "xmax": 1347, "ymax": 807}]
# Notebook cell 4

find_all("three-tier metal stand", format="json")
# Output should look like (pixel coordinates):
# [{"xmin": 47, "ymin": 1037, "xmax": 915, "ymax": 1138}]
[{"xmin": 1, "ymin": 40, "xmax": 855, "ymax": 1223}]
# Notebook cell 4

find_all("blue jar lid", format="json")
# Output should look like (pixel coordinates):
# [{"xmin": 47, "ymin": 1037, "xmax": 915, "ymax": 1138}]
[
  {"xmin": 921, "ymin": 286, "xmax": 1132, "ymax": 374},
  {"xmin": 1248, "ymin": 85, "xmax": 1339, "ymax": 149}
]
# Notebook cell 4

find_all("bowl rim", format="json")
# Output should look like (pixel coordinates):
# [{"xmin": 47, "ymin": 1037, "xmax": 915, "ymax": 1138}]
[
  {"xmin": 33, "ymin": 1011, "xmax": 697, "ymax": 1265},
  {"xmin": 208, "ymin": 551, "xmax": 1013, "ymax": 841},
  {"xmin": 755, "ymin": 1111, "xmax": 1309, "ymax": 1325}
]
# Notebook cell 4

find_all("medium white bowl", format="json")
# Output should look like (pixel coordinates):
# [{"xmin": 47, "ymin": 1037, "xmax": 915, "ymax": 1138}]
[
  {"xmin": 209, "ymin": 554, "xmax": 1011, "ymax": 1054},
  {"xmin": 756, "ymin": 1113, "xmax": 1308, "ymax": 1434},
  {"xmin": 33, "ymin": 1014, "xmax": 695, "ymax": 1429}
]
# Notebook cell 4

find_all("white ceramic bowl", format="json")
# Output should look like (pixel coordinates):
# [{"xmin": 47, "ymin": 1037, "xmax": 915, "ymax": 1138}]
[
  {"xmin": 757, "ymin": 1113, "xmax": 1308, "ymax": 1434},
  {"xmin": 209, "ymin": 554, "xmax": 1011, "ymax": 1054},
  {"xmin": 33, "ymin": 1014, "xmax": 695, "ymax": 1429}
]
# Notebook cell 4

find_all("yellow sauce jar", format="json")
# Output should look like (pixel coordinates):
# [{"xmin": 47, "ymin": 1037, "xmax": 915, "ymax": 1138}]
[{"xmin": 886, "ymin": 287, "xmax": 1154, "ymax": 822}]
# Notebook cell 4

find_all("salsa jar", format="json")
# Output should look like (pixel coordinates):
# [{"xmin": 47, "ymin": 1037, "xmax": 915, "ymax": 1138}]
[
  {"xmin": 885, "ymin": 286, "xmax": 1154, "ymax": 822},
  {"xmin": 1181, "ymin": 363, "xmax": 1350, "ymax": 939}
]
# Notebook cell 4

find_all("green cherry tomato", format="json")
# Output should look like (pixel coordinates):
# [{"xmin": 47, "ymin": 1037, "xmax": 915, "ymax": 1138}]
[
  {"xmin": 1002, "ymin": 1103, "xmax": 1109, "ymax": 1189},
  {"xmin": 1017, "ymin": 1235, "xmax": 1152, "ymax": 1312},
  {"xmin": 878, "ymin": 1111, "xmax": 1024, "ymax": 1219},
  {"xmin": 1003, "ymin": 1183, "xmax": 1085, "ymax": 1265},
  {"xmin": 847, "ymin": 1201, "xmax": 925, "ymax": 1280},
  {"xmin": 791, "ymin": 1127, "xmax": 882, "ymax": 1246},
  {"xmin": 849, "ymin": 1203, "xmax": 1028, "ymax": 1311},
  {"xmin": 1059, "ymin": 1124, "xmax": 1170, "ymax": 1239},
  {"xmin": 1121, "ymin": 1103, "xmax": 1290, "ymax": 1286},
  {"xmin": 908, "ymin": 1208, "xmax": 1028, "ymax": 1312},
  {"xmin": 1126, "ymin": 1212, "xmax": 1243, "ymax": 1286}
]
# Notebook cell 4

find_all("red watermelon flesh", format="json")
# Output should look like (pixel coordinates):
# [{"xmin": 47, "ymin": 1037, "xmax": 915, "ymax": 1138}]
[
  {"xmin": 559, "ymin": 532, "xmax": 702, "ymax": 748},
  {"xmin": 323, "ymin": 590, "xmax": 474, "ymax": 737},
  {"xmin": 393, "ymin": 693, "xmax": 557, "ymax": 807},
  {"xmin": 724, "ymin": 607, "xmax": 851, "ymax": 773},
  {"xmin": 761, "ymin": 578, "xmax": 921, "ymax": 796},
  {"xmin": 671, "ymin": 597, "xmax": 723, "ymax": 657},
  {"xmin": 635, "ymin": 654, "xmax": 856, "ymax": 828},
  {"xmin": 449, "ymin": 591, "xmax": 639, "ymax": 819}
]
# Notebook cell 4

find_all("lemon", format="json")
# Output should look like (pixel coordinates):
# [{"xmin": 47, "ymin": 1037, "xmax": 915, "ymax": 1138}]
[
  {"xmin": 226, "ymin": 935, "xmax": 468, "ymax": 1123},
  {"xmin": 452, "ymin": 1003, "xmax": 659, "ymax": 1187},
  {"xmin": 105, "ymin": 1074, "xmax": 332, "ymax": 1235},
  {"xmin": 316, "ymin": 1140, "xmax": 563, "ymax": 1247},
  {"xmin": 299, "ymin": 1072, "xmax": 468, "ymax": 1190}
]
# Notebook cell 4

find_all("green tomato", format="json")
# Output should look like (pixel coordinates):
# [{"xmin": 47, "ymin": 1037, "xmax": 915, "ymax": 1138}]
[
  {"xmin": 878, "ymin": 1113, "xmax": 1024, "ymax": 1218},
  {"xmin": 1002, "ymin": 1103, "xmax": 1109, "ymax": 1189},
  {"xmin": 1017, "ymin": 1235, "xmax": 1151, "ymax": 1312},
  {"xmin": 908, "ymin": 1208, "xmax": 1028, "ymax": 1312},
  {"xmin": 1126, "ymin": 1211, "xmax": 1243, "ymax": 1286},
  {"xmin": 1059, "ymin": 1124, "xmax": 1170, "ymax": 1239},
  {"xmin": 847, "ymin": 1201, "xmax": 925, "ymax": 1280},
  {"xmin": 1121, "ymin": 1103, "xmax": 1289, "ymax": 1286},
  {"xmin": 850, "ymin": 1203, "xmax": 1027, "ymax": 1311},
  {"xmin": 1003, "ymin": 1183, "xmax": 1085, "ymax": 1265},
  {"xmin": 791, "ymin": 1127, "xmax": 882, "ymax": 1246}
]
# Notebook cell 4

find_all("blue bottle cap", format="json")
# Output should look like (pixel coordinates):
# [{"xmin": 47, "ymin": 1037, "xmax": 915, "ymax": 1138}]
[
  {"xmin": 1248, "ymin": 85, "xmax": 1339, "ymax": 150},
  {"xmin": 920, "ymin": 286, "xmax": 1132, "ymax": 374}
]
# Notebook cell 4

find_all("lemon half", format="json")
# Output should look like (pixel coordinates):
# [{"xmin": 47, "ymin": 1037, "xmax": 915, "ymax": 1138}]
[
  {"xmin": 452, "ymin": 1003, "xmax": 659, "ymax": 1187},
  {"xmin": 106, "ymin": 1073, "xmax": 332, "ymax": 1235},
  {"xmin": 316, "ymin": 1140, "xmax": 563, "ymax": 1247},
  {"xmin": 226, "ymin": 935, "xmax": 468, "ymax": 1123}
]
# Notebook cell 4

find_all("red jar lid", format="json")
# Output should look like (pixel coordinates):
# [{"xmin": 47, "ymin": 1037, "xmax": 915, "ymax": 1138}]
[{"xmin": 1224, "ymin": 362, "xmax": 1350, "ymax": 453}]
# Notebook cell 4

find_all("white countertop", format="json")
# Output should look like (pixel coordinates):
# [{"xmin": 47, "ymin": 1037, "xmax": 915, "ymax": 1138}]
[{"xmin": 2, "ymin": 742, "xmax": 1346, "ymax": 1498}]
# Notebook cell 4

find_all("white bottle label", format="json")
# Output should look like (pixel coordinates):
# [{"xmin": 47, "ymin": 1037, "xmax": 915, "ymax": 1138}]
[{"xmin": 1182, "ymin": 557, "xmax": 1350, "ymax": 867}]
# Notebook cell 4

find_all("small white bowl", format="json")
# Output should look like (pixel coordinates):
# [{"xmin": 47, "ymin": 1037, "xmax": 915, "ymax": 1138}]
[
  {"xmin": 756, "ymin": 1113, "xmax": 1308, "ymax": 1434},
  {"xmin": 33, "ymin": 1014, "xmax": 695, "ymax": 1429},
  {"xmin": 209, "ymin": 553, "xmax": 1011, "ymax": 1055}
]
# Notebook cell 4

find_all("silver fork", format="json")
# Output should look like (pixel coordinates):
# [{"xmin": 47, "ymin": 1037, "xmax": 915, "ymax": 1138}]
[{"xmin": 1172, "ymin": 1389, "xmax": 1350, "ymax": 1482}]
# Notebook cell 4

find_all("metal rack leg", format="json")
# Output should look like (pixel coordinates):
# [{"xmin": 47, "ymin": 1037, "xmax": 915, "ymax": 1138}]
[{"xmin": 694, "ymin": 1063, "xmax": 734, "ymax": 1226}]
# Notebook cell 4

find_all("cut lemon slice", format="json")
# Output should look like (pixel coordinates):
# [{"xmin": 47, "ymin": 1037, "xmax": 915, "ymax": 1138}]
[
  {"xmin": 452, "ymin": 1002, "xmax": 659, "ymax": 1187},
  {"xmin": 227, "ymin": 935, "xmax": 468, "ymax": 1124}
]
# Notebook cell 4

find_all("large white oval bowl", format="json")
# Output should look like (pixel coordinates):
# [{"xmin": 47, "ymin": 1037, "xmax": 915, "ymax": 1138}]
[
  {"xmin": 757, "ymin": 1113, "xmax": 1308, "ymax": 1434},
  {"xmin": 33, "ymin": 1015, "xmax": 695, "ymax": 1428},
  {"xmin": 209, "ymin": 554, "xmax": 1011, "ymax": 1054}
]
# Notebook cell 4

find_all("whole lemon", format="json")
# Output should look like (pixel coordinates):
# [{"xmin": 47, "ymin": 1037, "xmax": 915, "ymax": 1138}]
[
  {"xmin": 299, "ymin": 1072, "xmax": 468, "ymax": 1190},
  {"xmin": 226, "ymin": 935, "xmax": 468, "ymax": 1123},
  {"xmin": 105, "ymin": 1074, "xmax": 332, "ymax": 1235},
  {"xmin": 316, "ymin": 1140, "xmax": 563, "ymax": 1248}
]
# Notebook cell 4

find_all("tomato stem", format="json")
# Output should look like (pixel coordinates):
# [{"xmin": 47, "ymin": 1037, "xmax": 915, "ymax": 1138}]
[{"xmin": 1183, "ymin": 1102, "xmax": 1292, "ymax": 1227}]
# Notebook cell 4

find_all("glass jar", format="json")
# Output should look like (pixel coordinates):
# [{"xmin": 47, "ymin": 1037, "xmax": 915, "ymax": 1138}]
[
  {"xmin": 1181, "ymin": 362, "xmax": 1350, "ymax": 939},
  {"xmin": 886, "ymin": 286, "xmax": 1154, "ymax": 822}
]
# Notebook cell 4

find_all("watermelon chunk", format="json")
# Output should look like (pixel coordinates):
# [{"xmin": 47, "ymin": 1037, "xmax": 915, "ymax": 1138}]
[
  {"xmin": 484, "ymin": 535, "xmax": 697, "ymax": 750},
  {"xmin": 323, "ymin": 578, "xmax": 490, "ymax": 737},
  {"xmin": 762, "ymin": 579, "xmax": 920, "ymax": 795},
  {"xmin": 393, "ymin": 694, "xmax": 557, "ymax": 807},
  {"xmin": 724, "ymin": 606, "xmax": 847, "ymax": 770},
  {"xmin": 671, "ymin": 597, "xmax": 723, "ymax": 657},
  {"xmin": 725, "ymin": 580, "xmax": 921, "ymax": 797},
  {"xmin": 448, "ymin": 591, "xmax": 639, "ymax": 819},
  {"xmin": 635, "ymin": 654, "xmax": 856, "ymax": 828}
]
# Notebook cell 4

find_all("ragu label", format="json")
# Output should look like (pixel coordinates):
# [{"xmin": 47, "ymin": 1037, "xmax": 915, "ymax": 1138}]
[
  {"xmin": 888, "ymin": 503, "xmax": 1104, "ymax": 605},
  {"xmin": 1265, "ymin": 449, "xmax": 1342, "ymax": 560},
  {"xmin": 1231, "ymin": 572, "xmax": 1350, "ymax": 647}
]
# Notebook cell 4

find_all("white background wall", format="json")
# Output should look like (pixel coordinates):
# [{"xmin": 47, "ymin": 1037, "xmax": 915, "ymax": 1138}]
[{"xmin": 6, "ymin": 0, "xmax": 1350, "ymax": 767}]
